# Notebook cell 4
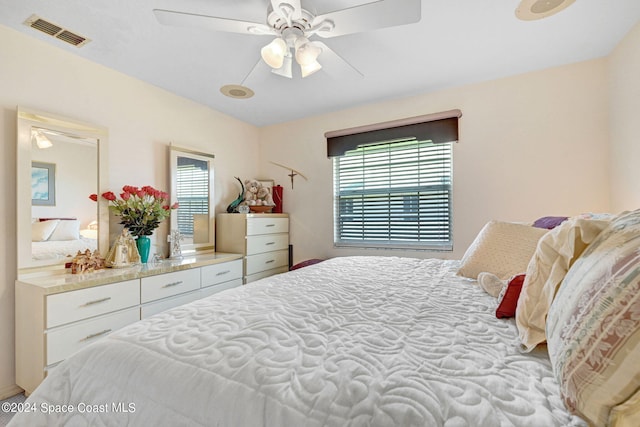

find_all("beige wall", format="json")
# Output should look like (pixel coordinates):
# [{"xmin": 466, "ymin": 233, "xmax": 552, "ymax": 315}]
[
  {"xmin": 258, "ymin": 59, "xmax": 611, "ymax": 264},
  {"xmin": 0, "ymin": 25, "xmax": 259, "ymax": 397},
  {"xmin": 609, "ymin": 22, "xmax": 640, "ymax": 211}
]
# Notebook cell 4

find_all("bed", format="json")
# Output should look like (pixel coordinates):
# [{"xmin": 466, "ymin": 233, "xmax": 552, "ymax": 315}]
[
  {"xmin": 10, "ymin": 211, "xmax": 640, "ymax": 427},
  {"xmin": 30, "ymin": 218, "xmax": 97, "ymax": 261},
  {"xmin": 31, "ymin": 236, "xmax": 98, "ymax": 261}
]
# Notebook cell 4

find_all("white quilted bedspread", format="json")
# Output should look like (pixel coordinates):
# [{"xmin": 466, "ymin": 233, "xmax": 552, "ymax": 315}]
[{"xmin": 10, "ymin": 256, "xmax": 586, "ymax": 427}]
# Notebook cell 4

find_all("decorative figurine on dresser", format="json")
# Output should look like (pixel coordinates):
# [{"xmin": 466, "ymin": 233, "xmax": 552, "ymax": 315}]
[{"xmin": 168, "ymin": 229, "xmax": 183, "ymax": 259}]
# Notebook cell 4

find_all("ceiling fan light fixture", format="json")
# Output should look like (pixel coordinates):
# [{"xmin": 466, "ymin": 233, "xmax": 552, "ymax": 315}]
[
  {"xmin": 33, "ymin": 130, "xmax": 53, "ymax": 149},
  {"xmin": 261, "ymin": 37, "xmax": 287, "ymax": 69},
  {"xmin": 272, "ymin": 54, "xmax": 293, "ymax": 78},
  {"xmin": 300, "ymin": 60, "xmax": 322, "ymax": 78},
  {"xmin": 295, "ymin": 39, "xmax": 322, "ymax": 66}
]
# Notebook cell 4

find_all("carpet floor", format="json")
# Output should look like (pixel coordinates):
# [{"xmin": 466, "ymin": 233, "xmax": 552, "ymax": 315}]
[{"xmin": 0, "ymin": 393, "xmax": 26, "ymax": 427}]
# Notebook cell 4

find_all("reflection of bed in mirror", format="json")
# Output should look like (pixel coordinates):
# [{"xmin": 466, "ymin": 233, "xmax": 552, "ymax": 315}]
[
  {"xmin": 17, "ymin": 107, "xmax": 109, "ymax": 270},
  {"xmin": 30, "ymin": 218, "xmax": 97, "ymax": 261}
]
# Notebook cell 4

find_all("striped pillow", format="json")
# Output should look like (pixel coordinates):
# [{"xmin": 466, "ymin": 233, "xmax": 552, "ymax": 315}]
[{"xmin": 547, "ymin": 209, "xmax": 640, "ymax": 427}]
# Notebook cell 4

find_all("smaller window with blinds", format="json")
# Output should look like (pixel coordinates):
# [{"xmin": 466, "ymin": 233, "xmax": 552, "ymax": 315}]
[
  {"xmin": 169, "ymin": 145, "xmax": 215, "ymax": 253},
  {"xmin": 333, "ymin": 139, "xmax": 453, "ymax": 250}
]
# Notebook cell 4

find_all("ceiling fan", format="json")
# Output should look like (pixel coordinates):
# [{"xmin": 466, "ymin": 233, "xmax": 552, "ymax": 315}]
[{"xmin": 153, "ymin": 0, "xmax": 421, "ymax": 79}]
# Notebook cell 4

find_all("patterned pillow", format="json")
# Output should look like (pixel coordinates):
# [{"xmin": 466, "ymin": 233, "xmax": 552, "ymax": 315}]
[
  {"xmin": 457, "ymin": 221, "xmax": 547, "ymax": 280},
  {"xmin": 547, "ymin": 209, "xmax": 640, "ymax": 427},
  {"xmin": 516, "ymin": 217, "xmax": 611, "ymax": 351}
]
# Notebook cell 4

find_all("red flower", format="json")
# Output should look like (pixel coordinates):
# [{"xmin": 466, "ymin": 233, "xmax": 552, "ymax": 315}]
[
  {"xmin": 101, "ymin": 191, "xmax": 117, "ymax": 201},
  {"xmin": 89, "ymin": 194, "xmax": 98, "ymax": 202},
  {"xmin": 142, "ymin": 185, "xmax": 155, "ymax": 196},
  {"xmin": 171, "ymin": 202, "xmax": 179, "ymax": 209},
  {"xmin": 122, "ymin": 185, "xmax": 138, "ymax": 194},
  {"xmin": 96, "ymin": 184, "xmax": 173, "ymax": 237}
]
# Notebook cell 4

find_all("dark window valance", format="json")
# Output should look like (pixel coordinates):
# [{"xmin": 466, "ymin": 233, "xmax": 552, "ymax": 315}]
[{"xmin": 325, "ymin": 109, "xmax": 462, "ymax": 157}]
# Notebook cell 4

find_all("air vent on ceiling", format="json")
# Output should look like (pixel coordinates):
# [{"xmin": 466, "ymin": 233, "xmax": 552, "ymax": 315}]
[{"xmin": 23, "ymin": 14, "xmax": 91, "ymax": 47}]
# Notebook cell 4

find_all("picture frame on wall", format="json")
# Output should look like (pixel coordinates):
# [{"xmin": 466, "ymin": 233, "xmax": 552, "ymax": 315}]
[{"xmin": 31, "ymin": 161, "xmax": 56, "ymax": 206}]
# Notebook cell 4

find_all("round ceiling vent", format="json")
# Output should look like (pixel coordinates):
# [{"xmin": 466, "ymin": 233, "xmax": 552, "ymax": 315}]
[
  {"xmin": 515, "ymin": 0, "xmax": 576, "ymax": 21},
  {"xmin": 220, "ymin": 84, "xmax": 255, "ymax": 99}
]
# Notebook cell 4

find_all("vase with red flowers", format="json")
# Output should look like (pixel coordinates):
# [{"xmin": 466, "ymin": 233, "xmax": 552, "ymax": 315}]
[{"xmin": 90, "ymin": 185, "xmax": 178, "ymax": 263}]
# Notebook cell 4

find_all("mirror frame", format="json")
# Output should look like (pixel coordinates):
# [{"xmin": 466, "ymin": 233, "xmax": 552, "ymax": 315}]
[
  {"xmin": 169, "ymin": 144, "xmax": 215, "ymax": 255},
  {"xmin": 17, "ymin": 107, "xmax": 109, "ymax": 271}
]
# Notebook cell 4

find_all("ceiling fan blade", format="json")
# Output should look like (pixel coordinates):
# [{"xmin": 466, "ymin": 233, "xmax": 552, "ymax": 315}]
[
  {"xmin": 313, "ymin": 42, "xmax": 364, "ymax": 79},
  {"xmin": 311, "ymin": 0, "xmax": 421, "ymax": 38},
  {"xmin": 153, "ymin": 9, "xmax": 276, "ymax": 36},
  {"xmin": 270, "ymin": 0, "xmax": 303, "ymax": 21}
]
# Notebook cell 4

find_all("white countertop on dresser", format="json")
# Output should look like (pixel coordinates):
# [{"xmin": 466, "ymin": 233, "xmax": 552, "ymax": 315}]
[{"xmin": 17, "ymin": 252, "xmax": 243, "ymax": 294}]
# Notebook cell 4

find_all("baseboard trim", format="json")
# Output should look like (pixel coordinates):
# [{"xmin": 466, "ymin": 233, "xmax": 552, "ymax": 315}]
[{"xmin": 0, "ymin": 384, "xmax": 24, "ymax": 400}]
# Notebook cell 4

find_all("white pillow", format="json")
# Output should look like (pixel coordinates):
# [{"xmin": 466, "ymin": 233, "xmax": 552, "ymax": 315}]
[
  {"xmin": 32, "ymin": 220, "xmax": 60, "ymax": 242},
  {"xmin": 457, "ymin": 220, "xmax": 547, "ymax": 280},
  {"xmin": 49, "ymin": 219, "xmax": 81, "ymax": 241}
]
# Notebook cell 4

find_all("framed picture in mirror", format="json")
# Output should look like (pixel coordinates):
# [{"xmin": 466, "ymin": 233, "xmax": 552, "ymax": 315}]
[{"xmin": 31, "ymin": 161, "xmax": 56, "ymax": 206}]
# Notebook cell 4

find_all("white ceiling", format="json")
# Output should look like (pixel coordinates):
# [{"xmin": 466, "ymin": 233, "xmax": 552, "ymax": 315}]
[{"xmin": 1, "ymin": 0, "xmax": 639, "ymax": 127}]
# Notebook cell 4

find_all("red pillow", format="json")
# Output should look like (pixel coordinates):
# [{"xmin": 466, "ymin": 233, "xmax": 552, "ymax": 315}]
[{"xmin": 496, "ymin": 274, "xmax": 526, "ymax": 319}]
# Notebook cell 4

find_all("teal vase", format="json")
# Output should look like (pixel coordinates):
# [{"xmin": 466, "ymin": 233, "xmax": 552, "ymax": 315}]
[{"xmin": 136, "ymin": 235, "xmax": 151, "ymax": 263}]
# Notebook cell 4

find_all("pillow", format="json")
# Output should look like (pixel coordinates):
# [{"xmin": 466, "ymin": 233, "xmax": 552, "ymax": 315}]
[
  {"xmin": 532, "ymin": 216, "xmax": 568, "ymax": 230},
  {"xmin": 547, "ymin": 209, "xmax": 640, "ymax": 427},
  {"xmin": 457, "ymin": 221, "xmax": 547, "ymax": 280},
  {"xmin": 31, "ymin": 220, "xmax": 60, "ymax": 242},
  {"xmin": 49, "ymin": 219, "xmax": 81, "ymax": 241},
  {"xmin": 290, "ymin": 259, "xmax": 324, "ymax": 270},
  {"xmin": 515, "ymin": 216, "xmax": 611, "ymax": 351},
  {"xmin": 477, "ymin": 272, "xmax": 506, "ymax": 298},
  {"xmin": 495, "ymin": 274, "xmax": 526, "ymax": 319}
]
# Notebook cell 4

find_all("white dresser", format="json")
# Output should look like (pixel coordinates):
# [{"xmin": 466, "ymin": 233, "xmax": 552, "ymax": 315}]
[
  {"xmin": 216, "ymin": 213, "xmax": 290, "ymax": 283},
  {"xmin": 15, "ymin": 252, "xmax": 242, "ymax": 395}
]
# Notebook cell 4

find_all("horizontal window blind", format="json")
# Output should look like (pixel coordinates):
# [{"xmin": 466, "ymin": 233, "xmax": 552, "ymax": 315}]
[
  {"xmin": 176, "ymin": 157, "xmax": 209, "ymax": 237},
  {"xmin": 334, "ymin": 139, "xmax": 452, "ymax": 250}
]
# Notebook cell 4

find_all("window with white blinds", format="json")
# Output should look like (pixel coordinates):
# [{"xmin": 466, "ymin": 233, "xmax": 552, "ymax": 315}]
[
  {"xmin": 175, "ymin": 156, "xmax": 209, "ymax": 238},
  {"xmin": 333, "ymin": 139, "xmax": 452, "ymax": 250}
]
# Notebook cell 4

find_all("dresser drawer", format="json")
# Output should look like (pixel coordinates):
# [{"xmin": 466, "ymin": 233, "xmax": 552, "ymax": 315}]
[
  {"xmin": 46, "ymin": 307, "xmax": 139, "ymax": 365},
  {"xmin": 141, "ymin": 269, "xmax": 200, "ymax": 304},
  {"xmin": 246, "ymin": 217, "xmax": 289, "ymax": 235},
  {"xmin": 201, "ymin": 260, "xmax": 242, "ymax": 287},
  {"xmin": 140, "ymin": 290, "xmax": 201, "ymax": 319},
  {"xmin": 245, "ymin": 266, "xmax": 289, "ymax": 284},
  {"xmin": 201, "ymin": 279, "xmax": 243, "ymax": 298},
  {"xmin": 245, "ymin": 249, "xmax": 289, "ymax": 276},
  {"xmin": 46, "ymin": 279, "xmax": 139, "ymax": 328},
  {"xmin": 246, "ymin": 233, "xmax": 288, "ymax": 256}
]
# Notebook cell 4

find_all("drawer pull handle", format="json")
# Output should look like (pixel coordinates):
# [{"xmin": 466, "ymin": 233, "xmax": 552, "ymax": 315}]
[
  {"xmin": 265, "ymin": 224, "xmax": 275, "ymax": 228},
  {"xmin": 265, "ymin": 242, "xmax": 275, "ymax": 246},
  {"xmin": 83, "ymin": 297, "xmax": 112, "ymax": 307},
  {"xmin": 81, "ymin": 329, "xmax": 112, "ymax": 342},
  {"xmin": 163, "ymin": 281, "xmax": 183, "ymax": 288},
  {"xmin": 265, "ymin": 259, "xmax": 275, "ymax": 264},
  {"xmin": 215, "ymin": 270, "xmax": 230, "ymax": 276}
]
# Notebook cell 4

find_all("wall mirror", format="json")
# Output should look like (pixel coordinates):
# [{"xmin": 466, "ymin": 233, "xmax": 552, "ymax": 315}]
[
  {"xmin": 169, "ymin": 144, "xmax": 215, "ymax": 254},
  {"xmin": 17, "ymin": 107, "xmax": 109, "ymax": 271}
]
